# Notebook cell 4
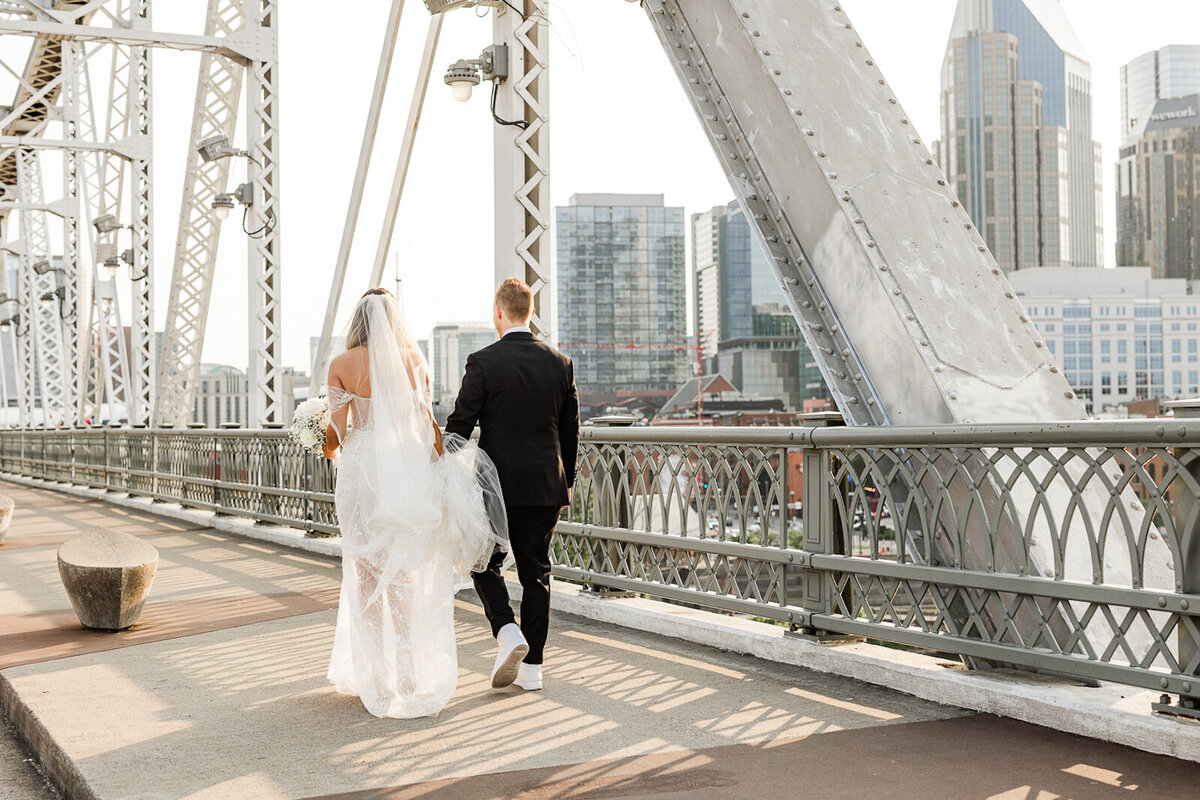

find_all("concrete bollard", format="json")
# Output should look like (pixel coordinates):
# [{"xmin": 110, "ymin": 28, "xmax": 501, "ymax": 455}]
[{"xmin": 57, "ymin": 529, "xmax": 159, "ymax": 631}]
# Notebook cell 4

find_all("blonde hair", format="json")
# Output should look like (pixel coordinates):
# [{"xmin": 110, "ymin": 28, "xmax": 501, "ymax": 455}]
[
  {"xmin": 495, "ymin": 278, "xmax": 533, "ymax": 321},
  {"xmin": 345, "ymin": 288, "xmax": 393, "ymax": 350}
]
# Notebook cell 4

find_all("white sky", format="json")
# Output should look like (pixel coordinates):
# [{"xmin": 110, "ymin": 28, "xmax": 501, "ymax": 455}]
[{"xmin": 6, "ymin": 1, "xmax": 1200, "ymax": 372}]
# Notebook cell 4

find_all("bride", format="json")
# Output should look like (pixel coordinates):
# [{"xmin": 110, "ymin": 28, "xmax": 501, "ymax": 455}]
[{"xmin": 322, "ymin": 288, "xmax": 507, "ymax": 718}]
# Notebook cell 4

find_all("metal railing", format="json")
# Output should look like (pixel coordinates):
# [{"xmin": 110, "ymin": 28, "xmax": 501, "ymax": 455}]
[
  {"xmin": 0, "ymin": 427, "xmax": 338, "ymax": 535},
  {"xmin": 1, "ymin": 421, "xmax": 1198, "ymax": 708}
]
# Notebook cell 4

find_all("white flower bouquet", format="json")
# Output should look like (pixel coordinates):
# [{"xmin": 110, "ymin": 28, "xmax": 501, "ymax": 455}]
[{"xmin": 291, "ymin": 396, "xmax": 330, "ymax": 455}]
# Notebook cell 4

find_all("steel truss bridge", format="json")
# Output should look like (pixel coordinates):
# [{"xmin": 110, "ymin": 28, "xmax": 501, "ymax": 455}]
[{"xmin": 0, "ymin": 0, "xmax": 1195, "ymax": 716}]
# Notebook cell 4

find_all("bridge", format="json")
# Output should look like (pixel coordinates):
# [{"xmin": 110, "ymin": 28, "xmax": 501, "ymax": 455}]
[{"xmin": 0, "ymin": 0, "xmax": 1198, "ymax": 797}]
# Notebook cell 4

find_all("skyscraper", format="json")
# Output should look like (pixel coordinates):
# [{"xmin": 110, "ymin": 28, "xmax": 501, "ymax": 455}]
[
  {"xmin": 940, "ymin": 0, "xmax": 1102, "ymax": 270},
  {"xmin": 1116, "ymin": 45, "xmax": 1200, "ymax": 277},
  {"xmin": 691, "ymin": 200, "xmax": 828, "ymax": 408},
  {"xmin": 1115, "ymin": 95, "xmax": 1200, "ymax": 277},
  {"xmin": 430, "ymin": 323, "xmax": 496, "ymax": 407},
  {"xmin": 1119, "ymin": 45, "xmax": 1200, "ymax": 146},
  {"xmin": 556, "ymin": 194, "xmax": 689, "ymax": 398}
]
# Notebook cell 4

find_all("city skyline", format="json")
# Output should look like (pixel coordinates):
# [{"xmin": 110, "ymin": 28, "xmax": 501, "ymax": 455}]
[{"xmin": 56, "ymin": 2, "xmax": 1199, "ymax": 372}]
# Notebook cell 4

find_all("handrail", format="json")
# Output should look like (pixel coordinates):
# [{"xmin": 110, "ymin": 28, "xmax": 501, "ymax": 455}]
[{"xmin": 1, "ymin": 423, "xmax": 1197, "ymax": 710}]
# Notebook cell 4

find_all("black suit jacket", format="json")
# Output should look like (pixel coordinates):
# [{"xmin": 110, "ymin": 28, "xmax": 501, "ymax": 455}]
[{"xmin": 446, "ymin": 332, "xmax": 579, "ymax": 507}]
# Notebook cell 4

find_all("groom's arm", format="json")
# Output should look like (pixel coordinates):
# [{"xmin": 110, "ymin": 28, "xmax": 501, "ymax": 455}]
[
  {"xmin": 446, "ymin": 353, "xmax": 485, "ymax": 440},
  {"xmin": 558, "ymin": 359, "xmax": 580, "ymax": 488}
]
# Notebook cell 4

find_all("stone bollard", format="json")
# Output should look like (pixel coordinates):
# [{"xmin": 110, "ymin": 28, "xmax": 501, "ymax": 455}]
[
  {"xmin": 57, "ymin": 530, "xmax": 159, "ymax": 631},
  {"xmin": 0, "ymin": 494, "xmax": 12, "ymax": 544}
]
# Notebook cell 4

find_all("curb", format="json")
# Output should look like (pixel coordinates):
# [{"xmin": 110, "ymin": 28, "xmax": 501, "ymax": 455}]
[
  {"xmin": 0, "ymin": 672, "xmax": 97, "ymax": 800},
  {"xmin": 4, "ymin": 473, "xmax": 1199, "ymax": 774}
]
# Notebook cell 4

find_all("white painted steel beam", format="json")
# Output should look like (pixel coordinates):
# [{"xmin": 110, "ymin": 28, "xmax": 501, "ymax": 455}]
[
  {"xmin": 492, "ymin": 1, "xmax": 550, "ymax": 341},
  {"xmin": 154, "ymin": 0, "xmax": 246, "ymax": 427},
  {"xmin": 311, "ymin": 0, "xmax": 409, "ymax": 397}
]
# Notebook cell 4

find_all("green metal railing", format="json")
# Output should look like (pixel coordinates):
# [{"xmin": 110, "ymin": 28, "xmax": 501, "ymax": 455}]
[{"xmin": 2, "ymin": 421, "xmax": 1198, "ymax": 709}]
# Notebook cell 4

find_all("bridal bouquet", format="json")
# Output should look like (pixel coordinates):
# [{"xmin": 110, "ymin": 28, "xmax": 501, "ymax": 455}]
[{"xmin": 291, "ymin": 396, "xmax": 330, "ymax": 455}]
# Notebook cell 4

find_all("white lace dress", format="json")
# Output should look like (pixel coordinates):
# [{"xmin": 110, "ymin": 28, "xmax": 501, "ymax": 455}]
[{"xmin": 326, "ymin": 387, "xmax": 505, "ymax": 718}]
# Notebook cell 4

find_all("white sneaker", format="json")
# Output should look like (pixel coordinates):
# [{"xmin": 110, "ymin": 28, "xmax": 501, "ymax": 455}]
[
  {"xmin": 490, "ymin": 623, "xmax": 529, "ymax": 689},
  {"xmin": 513, "ymin": 662, "xmax": 543, "ymax": 691}
]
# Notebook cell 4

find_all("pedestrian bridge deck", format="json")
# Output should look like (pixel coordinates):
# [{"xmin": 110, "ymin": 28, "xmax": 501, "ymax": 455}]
[{"xmin": 1, "ymin": 481, "xmax": 1197, "ymax": 799}]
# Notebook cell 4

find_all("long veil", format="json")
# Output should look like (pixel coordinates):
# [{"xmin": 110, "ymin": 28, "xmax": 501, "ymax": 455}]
[{"xmin": 347, "ymin": 293, "xmax": 508, "ymax": 584}]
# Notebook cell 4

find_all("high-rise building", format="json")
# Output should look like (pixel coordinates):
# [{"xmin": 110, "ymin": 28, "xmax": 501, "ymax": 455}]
[
  {"xmin": 556, "ymin": 193, "xmax": 689, "ymax": 398},
  {"xmin": 1119, "ymin": 45, "xmax": 1200, "ymax": 146},
  {"xmin": 430, "ymin": 323, "xmax": 496, "ymax": 407},
  {"xmin": 192, "ymin": 364, "xmax": 250, "ymax": 427},
  {"xmin": 691, "ymin": 200, "xmax": 829, "ymax": 408},
  {"xmin": 1011, "ymin": 267, "xmax": 1200, "ymax": 412},
  {"xmin": 940, "ymin": 0, "xmax": 1102, "ymax": 270},
  {"xmin": 1116, "ymin": 95, "xmax": 1200, "ymax": 277}
]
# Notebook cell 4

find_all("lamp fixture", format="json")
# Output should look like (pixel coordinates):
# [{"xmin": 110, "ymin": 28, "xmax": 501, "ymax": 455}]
[
  {"xmin": 0, "ymin": 313, "xmax": 26, "ymax": 335},
  {"xmin": 442, "ymin": 44, "xmax": 521, "ymax": 127},
  {"xmin": 197, "ymin": 134, "xmax": 245, "ymax": 163},
  {"xmin": 92, "ymin": 213, "xmax": 128, "ymax": 234},
  {"xmin": 211, "ymin": 193, "xmax": 236, "ymax": 220}
]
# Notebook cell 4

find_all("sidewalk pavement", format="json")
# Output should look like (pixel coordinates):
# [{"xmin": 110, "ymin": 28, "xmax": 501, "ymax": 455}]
[{"xmin": 2, "ymin": 480, "xmax": 1198, "ymax": 799}]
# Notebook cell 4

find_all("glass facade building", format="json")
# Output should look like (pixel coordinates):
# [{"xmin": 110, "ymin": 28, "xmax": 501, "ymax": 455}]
[
  {"xmin": 556, "ymin": 194, "xmax": 689, "ymax": 397},
  {"xmin": 1011, "ymin": 267, "xmax": 1200, "ymax": 412},
  {"xmin": 1116, "ymin": 95, "xmax": 1200, "ymax": 278},
  {"xmin": 940, "ymin": 0, "xmax": 1102, "ymax": 270},
  {"xmin": 1116, "ymin": 46, "xmax": 1200, "ymax": 278},
  {"xmin": 1120, "ymin": 45, "xmax": 1200, "ymax": 146},
  {"xmin": 430, "ymin": 323, "xmax": 496, "ymax": 407},
  {"xmin": 691, "ymin": 200, "xmax": 829, "ymax": 408}
]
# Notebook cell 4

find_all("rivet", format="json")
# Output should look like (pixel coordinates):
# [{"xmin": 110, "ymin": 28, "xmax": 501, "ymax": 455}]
[
  {"xmin": 1159, "ymin": 596, "xmax": 1168, "ymax": 608},
  {"xmin": 1161, "ymin": 678, "xmax": 1170, "ymax": 689},
  {"xmin": 1183, "ymin": 599, "xmax": 1191, "ymax": 610},
  {"xmin": 1065, "ymin": 392, "xmax": 1074, "ymax": 399},
  {"xmin": 773, "ymin": 69, "xmax": 782, "ymax": 76},
  {"xmin": 951, "ymin": 201, "xmax": 960, "ymax": 207},
  {"xmin": 934, "ymin": 364, "xmax": 944, "ymax": 372},
  {"xmin": 926, "ymin": 159, "xmax": 934, "ymax": 165},
  {"xmin": 1019, "ymin": 316, "xmax": 1028, "ymax": 322},
  {"xmin": 901, "ymin": 118, "xmax": 909, "ymax": 125},
  {"xmin": 1004, "ymin": 291, "xmax": 1014, "ymax": 298},
  {"xmin": 992, "ymin": 268, "xmax": 1001, "ymax": 275},
  {"xmin": 841, "ymin": 193, "xmax": 851, "ymax": 201},
  {"xmin": 1186, "ymin": 682, "xmax": 1194, "ymax": 693},
  {"xmin": 920, "ymin": 339, "xmax": 929, "ymax": 346},
  {"xmin": 892, "ymin": 289, "xmax": 901, "ymax": 295},
  {"xmin": 763, "ymin": 50, "xmax": 772, "ymax": 56},
  {"xmin": 906, "ymin": 314, "xmax": 915, "ymax": 320},
  {"xmin": 867, "ymin": 240, "xmax": 876, "ymax": 248},
  {"xmin": 965, "ymin": 223, "xmax": 973, "ymax": 230},
  {"xmin": 1036, "ymin": 341, "xmax": 1044, "ymax": 348},
  {"xmin": 889, "ymin": 98, "xmax": 897, "ymax": 104},
  {"xmin": 866, "ymin": 59, "xmax": 873, "ymax": 65},
  {"xmin": 783, "ymin": 89, "xmax": 792, "ymax": 96},
  {"xmin": 752, "ymin": 31, "xmax": 761, "ymax": 37},
  {"xmin": 878, "ymin": 79, "xmax": 886, "ymax": 85},
  {"xmin": 978, "ymin": 245, "xmax": 987, "ymax": 252},
  {"xmin": 844, "ymin": 23, "xmax": 852, "ymax": 29},
  {"xmin": 818, "ymin": 151, "xmax": 826, "ymax": 157},
  {"xmin": 804, "ymin": 129, "xmax": 814, "ymax": 136},
  {"xmin": 827, "ymin": 172, "xmax": 838, "ymax": 179},
  {"xmin": 1049, "ymin": 365, "xmax": 1058, "ymax": 372},
  {"xmin": 794, "ymin": 109, "xmax": 804, "ymax": 116}
]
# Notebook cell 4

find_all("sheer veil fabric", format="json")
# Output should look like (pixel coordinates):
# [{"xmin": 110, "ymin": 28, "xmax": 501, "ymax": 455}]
[{"xmin": 326, "ymin": 292, "xmax": 508, "ymax": 718}]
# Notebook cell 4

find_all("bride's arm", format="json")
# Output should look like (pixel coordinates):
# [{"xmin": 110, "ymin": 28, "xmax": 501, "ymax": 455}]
[{"xmin": 323, "ymin": 373, "xmax": 350, "ymax": 460}]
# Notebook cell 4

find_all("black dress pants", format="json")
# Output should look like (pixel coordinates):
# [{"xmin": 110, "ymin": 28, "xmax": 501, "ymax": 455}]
[{"xmin": 471, "ymin": 504, "xmax": 561, "ymax": 665}]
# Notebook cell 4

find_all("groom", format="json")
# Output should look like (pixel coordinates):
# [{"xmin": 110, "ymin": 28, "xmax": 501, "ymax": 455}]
[{"xmin": 447, "ymin": 278, "xmax": 579, "ymax": 691}]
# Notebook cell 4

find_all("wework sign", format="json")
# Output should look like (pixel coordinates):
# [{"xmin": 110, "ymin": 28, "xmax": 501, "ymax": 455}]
[{"xmin": 1150, "ymin": 106, "xmax": 1197, "ymax": 122}]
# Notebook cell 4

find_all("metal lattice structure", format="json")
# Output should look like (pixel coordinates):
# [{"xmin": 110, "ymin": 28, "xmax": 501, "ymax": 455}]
[
  {"xmin": 154, "ymin": 0, "xmax": 248, "ymax": 428},
  {"xmin": 493, "ymin": 0, "xmax": 551, "ymax": 339}
]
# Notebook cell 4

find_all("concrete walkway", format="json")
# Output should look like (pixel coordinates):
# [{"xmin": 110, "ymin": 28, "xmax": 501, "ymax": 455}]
[{"xmin": 1, "ymin": 480, "xmax": 1198, "ymax": 799}]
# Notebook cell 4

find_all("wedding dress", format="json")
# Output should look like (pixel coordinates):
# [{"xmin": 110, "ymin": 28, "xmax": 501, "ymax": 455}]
[{"xmin": 326, "ymin": 293, "xmax": 507, "ymax": 718}]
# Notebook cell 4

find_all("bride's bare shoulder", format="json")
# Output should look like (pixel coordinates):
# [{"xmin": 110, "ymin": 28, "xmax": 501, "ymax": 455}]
[{"xmin": 329, "ymin": 347, "xmax": 368, "ymax": 378}]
